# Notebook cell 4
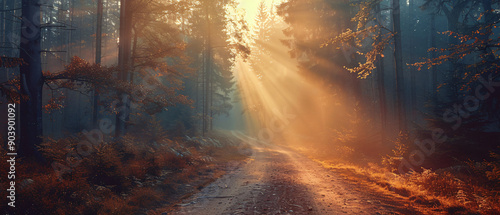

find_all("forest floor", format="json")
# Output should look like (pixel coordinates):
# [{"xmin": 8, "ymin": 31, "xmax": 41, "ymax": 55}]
[{"xmin": 158, "ymin": 140, "xmax": 440, "ymax": 215}]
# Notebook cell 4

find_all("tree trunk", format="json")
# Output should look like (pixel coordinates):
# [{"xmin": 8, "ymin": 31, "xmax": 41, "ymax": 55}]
[
  {"xmin": 4, "ymin": 0, "xmax": 14, "ymax": 60},
  {"xmin": 19, "ymin": 0, "xmax": 44, "ymax": 161},
  {"xmin": 201, "ymin": 51, "xmax": 206, "ymax": 135},
  {"xmin": 115, "ymin": 0, "xmax": 132, "ymax": 137},
  {"xmin": 93, "ymin": 0, "xmax": 103, "ymax": 127},
  {"xmin": 204, "ymin": 24, "xmax": 211, "ymax": 135},
  {"xmin": 392, "ymin": 0, "xmax": 406, "ymax": 132},
  {"xmin": 1, "ymin": 0, "xmax": 5, "ymax": 50},
  {"xmin": 409, "ymin": 0, "xmax": 417, "ymax": 122},
  {"xmin": 480, "ymin": 0, "xmax": 495, "ymax": 62},
  {"xmin": 443, "ymin": 2, "xmax": 467, "ymax": 71},
  {"xmin": 445, "ymin": 5, "xmax": 466, "ymax": 98},
  {"xmin": 376, "ymin": 4, "xmax": 387, "ymax": 144},
  {"xmin": 203, "ymin": 1, "xmax": 212, "ymax": 136},
  {"xmin": 430, "ymin": 13, "xmax": 437, "ymax": 100}
]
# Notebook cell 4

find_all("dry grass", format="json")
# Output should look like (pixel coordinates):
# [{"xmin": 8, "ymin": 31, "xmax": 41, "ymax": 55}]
[
  {"xmin": 2, "ymin": 128, "xmax": 249, "ymax": 215},
  {"xmin": 314, "ymin": 158, "xmax": 500, "ymax": 214}
]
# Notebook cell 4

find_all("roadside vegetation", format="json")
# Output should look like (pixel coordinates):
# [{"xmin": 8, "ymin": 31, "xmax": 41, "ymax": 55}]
[
  {"xmin": 0, "ymin": 123, "xmax": 250, "ymax": 215},
  {"xmin": 295, "ymin": 131, "xmax": 500, "ymax": 214}
]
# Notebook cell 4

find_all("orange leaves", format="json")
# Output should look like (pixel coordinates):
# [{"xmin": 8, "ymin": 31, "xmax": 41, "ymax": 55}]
[
  {"xmin": 343, "ymin": 30, "xmax": 392, "ymax": 79},
  {"xmin": 477, "ymin": 13, "xmax": 484, "ymax": 21},
  {"xmin": 46, "ymin": 56, "xmax": 114, "ymax": 90},
  {"xmin": 412, "ymin": 17, "xmax": 500, "ymax": 89},
  {"xmin": 0, "ymin": 56, "xmax": 25, "ymax": 68},
  {"xmin": 323, "ymin": 26, "xmax": 381, "ymax": 49},
  {"xmin": 322, "ymin": 0, "xmax": 393, "ymax": 79},
  {"xmin": 42, "ymin": 70, "xmax": 52, "ymax": 76},
  {"xmin": 351, "ymin": 0, "xmax": 382, "ymax": 30},
  {"xmin": 43, "ymin": 96, "xmax": 66, "ymax": 113},
  {"xmin": 0, "ymin": 77, "xmax": 24, "ymax": 104}
]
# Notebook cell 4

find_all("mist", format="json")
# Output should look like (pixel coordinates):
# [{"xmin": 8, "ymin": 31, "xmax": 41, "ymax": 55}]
[{"xmin": 1, "ymin": 0, "xmax": 499, "ymax": 214}]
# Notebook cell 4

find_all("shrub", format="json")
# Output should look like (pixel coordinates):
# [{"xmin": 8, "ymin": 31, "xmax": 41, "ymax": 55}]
[
  {"xmin": 484, "ymin": 152, "xmax": 500, "ymax": 189},
  {"xmin": 6, "ymin": 118, "xmax": 237, "ymax": 214},
  {"xmin": 39, "ymin": 136, "xmax": 80, "ymax": 163},
  {"xmin": 80, "ymin": 143, "xmax": 129, "ymax": 192},
  {"xmin": 407, "ymin": 168, "xmax": 463, "ymax": 198},
  {"xmin": 16, "ymin": 173, "xmax": 93, "ymax": 214},
  {"xmin": 381, "ymin": 132, "xmax": 410, "ymax": 173},
  {"xmin": 126, "ymin": 159, "xmax": 150, "ymax": 180}
]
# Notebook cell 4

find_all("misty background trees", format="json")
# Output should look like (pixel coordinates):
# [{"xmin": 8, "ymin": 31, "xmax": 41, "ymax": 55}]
[
  {"xmin": 275, "ymin": 0, "xmax": 499, "ymax": 168},
  {"xmin": 1, "ymin": 0, "xmax": 249, "ymax": 158}
]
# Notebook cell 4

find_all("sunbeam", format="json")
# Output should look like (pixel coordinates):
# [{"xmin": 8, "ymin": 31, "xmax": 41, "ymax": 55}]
[{"xmin": 233, "ymin": 15, "xmax": 351, "ymax": 149}]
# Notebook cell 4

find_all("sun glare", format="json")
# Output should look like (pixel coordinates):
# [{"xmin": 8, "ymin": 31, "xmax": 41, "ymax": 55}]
[
  {"xmin": 233, "ymin": 1, "xmax": 349, "ymax": 148},
  {"xmin": 235, "ymin": 0, "xmax": 284, "ymax": 30}
]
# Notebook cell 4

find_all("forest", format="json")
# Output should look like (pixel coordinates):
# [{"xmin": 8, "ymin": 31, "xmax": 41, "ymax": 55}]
[{"xmin": 0, "ymin": 0, "xmax": 499, "ymax": 214}]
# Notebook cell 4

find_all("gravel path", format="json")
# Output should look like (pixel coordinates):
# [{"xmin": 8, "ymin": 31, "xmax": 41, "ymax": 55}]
[{"xmin": 169, "ymin": 141, "xmax": 423, "ymax": 215}]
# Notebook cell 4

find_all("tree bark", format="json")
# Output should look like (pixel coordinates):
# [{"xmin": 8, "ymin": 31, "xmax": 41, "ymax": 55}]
[
  {"xmin": 93, "ymin": 0, "xmax": 103, "ymax": 127},
  {"xmin": 392, "ymin": 0, "xmax": 406, "ymax": 132},
  {"xmin": 480, "ymin": 0, "xmax": 495, "ymax": 62},
  {"xmin": 1, "ymin": 0, "xmax": 5, "ymax": 49},
  {"xmin": 203, "ymin": 1, "xmax": 212, "ymax": 136},
  {"xmin": 19, "ymin": 0, "xmax": 44, "ymax": 161},
  {"xmin": 376, "ymin": 4, "xmax": 387, "ymax": 144},
  {"xmin": 116, "ymin": 0, "xmax": 132, "ymax": 137},
  {"xmin": 430, "ymin": 13, "xmax": 437, "ymax": 100},
  {"xmin": 409, "ymin": 0, "xmax": 417, "ymax": 121}
]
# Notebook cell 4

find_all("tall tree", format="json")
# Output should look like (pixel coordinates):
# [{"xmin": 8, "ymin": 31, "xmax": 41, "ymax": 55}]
[
  {"xmin": 415, "ymin": 0, "xmax": 500, "ymax": 134},
  {"xmin": 203, "ymin": 0, "xmax": 212, "ymax": 135},
  {"xmin": 187, "ymin": 0, "xmax": 248, "ymax": 135},
  {"xmin": 375, "ymin": 2, "xmax": 387, "ymax": 144},
  {"xmin": 115, "ymin": 0, "xmax": 133, "ymax": 137},
  {"xmin": 429, "ymin": 13, "xmax": 437, "ymax": 98},
  {"xmin": 278, "ymin": 0, "xmax": 355, "ymax": 94},
  {"xmin": 93, "ymin": 0, "xmax": 103, "ymax": 127},
  {"xmin": 322, "ymin": 0, "xmax": 408, "ymax": 136},
  {"xmin": 249, "ymin": 1, "xmax": 273, "ymax": 83},
  {"xmin": 408, "ymin": 0, "xmax": 417, "ymax": 121},
  {"xmin": 420, "ymin": 0, "xmax": 485, "ymax": 99},
  {"xmin": 19, "ymin": 0, "xmax": 44, "ymax": 160},
  {"xmin": 392, "ymin": 0, "xmax": 406, "ymax": 132}
]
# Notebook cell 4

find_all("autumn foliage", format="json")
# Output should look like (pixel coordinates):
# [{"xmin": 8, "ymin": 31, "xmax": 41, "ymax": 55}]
[{"xmin": 0, "ymin": 119, "xmax": 247, "ymax": 214}]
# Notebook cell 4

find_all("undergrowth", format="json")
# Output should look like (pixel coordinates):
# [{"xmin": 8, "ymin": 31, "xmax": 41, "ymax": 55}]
[
  {"xmin": 313, "ymin": 132, "xmax": 500, "ymax": 214},
  {"xmin": 0, "ymin": 121, "xmax": 247, "ymax": 215},
  {"xmin": 381, "ymin": 135, "xmax": 499, "ymax": 214}
]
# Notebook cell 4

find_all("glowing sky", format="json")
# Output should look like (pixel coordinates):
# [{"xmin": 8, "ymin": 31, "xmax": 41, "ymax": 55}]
[{"xmin": 236, "ymin": 0, "xmax": 284, "ymax": 30}]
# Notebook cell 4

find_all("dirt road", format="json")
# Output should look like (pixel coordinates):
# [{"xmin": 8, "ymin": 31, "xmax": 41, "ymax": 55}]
[{"xmin": 170, "ymin": 141, "xmax": 422, "ymax": 215}]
